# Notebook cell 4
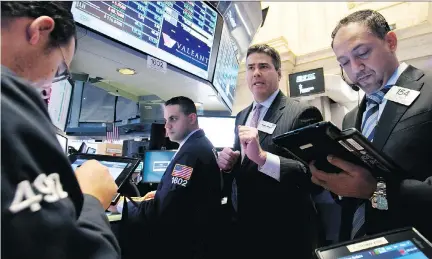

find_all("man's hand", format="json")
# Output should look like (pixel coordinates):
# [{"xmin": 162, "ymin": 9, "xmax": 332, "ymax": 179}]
[
  {"xmin": 238, "ymin": 126, "xmax": 267, "ymax": 167},
  {"xmin": 217, "ymin": 147, "xmax": 240, "ymax": 171},
  {"xmin": 143, "ymin": 191, "xmax": 156, "ymax": 200},
  {"xmin": 75, "ymin": 160, "xmax": 118, "ymax": 209},
  {"xmin": 310, "ymin": 155, "xmax": 377, "ymax": 199}
]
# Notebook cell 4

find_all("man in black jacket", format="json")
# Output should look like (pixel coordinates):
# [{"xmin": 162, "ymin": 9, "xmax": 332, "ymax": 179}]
[
  {"xmin": 118, "ymin": 96, "xmax": 223, "ymax": 258},
  {"xmin": 310, "ymin": 10, "xmax": 432, "ymax": 241},
  {"xmin": 1, "ymin": 2, "xmax": 121, "ymax": 258}
]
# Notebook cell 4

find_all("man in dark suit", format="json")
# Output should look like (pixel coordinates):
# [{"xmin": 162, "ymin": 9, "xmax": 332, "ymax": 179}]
[
  {"xmin": 310, "ymin": 10, "xmax": 432, "ymax": 242},
  {"xmin": 218, "ymin": 44, "xmax": 324, "ymax": 258},
  {"xmin": 118, "ymin": 96, "xmax": 223, "ymax": 259}
]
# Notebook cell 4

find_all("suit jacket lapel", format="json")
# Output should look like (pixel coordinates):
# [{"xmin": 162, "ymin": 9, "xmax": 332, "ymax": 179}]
[
  {"xmin": 354, "ymin": 98, "xmax": 367, "ymax": 131},
  {"xmin": 259, "ymin": 91, "xmax": 287, "ymax": 145},
  {"xmin": 239, "ymin": 104, "xmax": 253, "ymax": 127},
  {"xmin": 373, "ymin": 66, "xmax": 425, "ymax": 151}
]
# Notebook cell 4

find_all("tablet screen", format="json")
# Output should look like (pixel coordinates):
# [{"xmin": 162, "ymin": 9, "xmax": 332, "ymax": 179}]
[
  {"xmin": 339, "ymin": 240, "xmax": 427, "ymax": 259},
  {"xmin": 71, "ymin": 158, "xmax": 129, "ymax": 180}
]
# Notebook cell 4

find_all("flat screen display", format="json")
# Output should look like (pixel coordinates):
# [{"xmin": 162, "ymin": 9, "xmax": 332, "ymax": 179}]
[
  {"xmin": 71, "ymin": 1, "xmax": 219, "ymax": 80},
  {"xmin": 71, "ymin": 158, "xmax": 129, "ymax": 180},
  {"xmin": 199, "ymin": 116, "xmax": 236, "ymax": 148},
  {"xmin": 142, "ymin": 150, "xmax": 176, "ymax": 183},
  {"xmin": 47, "ymin": 79, "xmax": 73, "ymax": 131},
  {"xmin": 288, "ymin": 67, "xmax": 325, "ymax": 98},
  {"xmin": 212, "ymin": 23, "xmax": 239, "ymax": 110},
  {"xmin": 338, "ymin": 240, "xmax": 428, "ymax": 259}
]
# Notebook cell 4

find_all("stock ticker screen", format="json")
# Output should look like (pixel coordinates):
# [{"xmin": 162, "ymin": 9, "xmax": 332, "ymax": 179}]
[
  {"xmin": 212, "ymin": 24, "xmax": 239, "ymax": 110},
  {"xmin": 71, "ymin": 1, "xmax": 219, "ymax": 79}
]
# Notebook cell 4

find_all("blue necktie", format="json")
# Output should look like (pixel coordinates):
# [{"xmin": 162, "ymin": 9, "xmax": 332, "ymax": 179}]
[{"xmin": 351, "ymin": 86, "xmax": 391, "ymax": 239}]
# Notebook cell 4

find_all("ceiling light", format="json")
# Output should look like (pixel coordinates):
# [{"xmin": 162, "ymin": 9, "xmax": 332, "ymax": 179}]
[
  {"xmin": 194, "ymin": 102, "xmax": 203, "ymax": 106},
  {"xmin": 117, "ymin": 68, "xmax": 136, "ymax": 75}
]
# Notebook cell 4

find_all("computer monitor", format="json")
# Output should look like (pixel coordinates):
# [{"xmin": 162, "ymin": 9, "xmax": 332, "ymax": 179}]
[
  {"xmin": 149, "ymin": 123, "xmax": 179, "ymax": 150},
  {"xmin": 47, "ymin": 78, "xmax": 73, "ymax": 132},
  {"xmin": 86, "ymin": 147, "xmax": 96, "ymax": 154},
  {"xmin": 142, "ymin": 150, "xmax": 176, "ymax": 183}
]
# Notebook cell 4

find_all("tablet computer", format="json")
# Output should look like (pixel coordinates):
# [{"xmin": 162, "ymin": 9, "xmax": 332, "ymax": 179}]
[
  {"xmin": 272, "ymin": 121, "xmax": 403, "ymax": 178},
  {"xmin": 315, "ymin": 227, "xmax": 432, "ymax": 259},
  {"xmin": 68, "ymin": 154, "xmax": 140, "ymax": 203}
]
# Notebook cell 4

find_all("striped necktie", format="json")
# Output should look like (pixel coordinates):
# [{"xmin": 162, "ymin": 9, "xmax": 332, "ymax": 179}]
[
  {"xmin": 232, "ymin": 103, "xmax": 263, "ymax": 212},
  {"xmin": 351, "ymin": 86, "xmax": 392, "ymax": 239}
]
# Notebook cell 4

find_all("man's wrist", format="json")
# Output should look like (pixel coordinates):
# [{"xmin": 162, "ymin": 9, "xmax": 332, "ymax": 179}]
[{"xmin": 257, "ymin": 151, "xmax": 267, "ymax": 167}]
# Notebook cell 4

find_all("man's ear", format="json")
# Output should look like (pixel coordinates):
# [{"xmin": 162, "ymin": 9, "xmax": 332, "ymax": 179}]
[
  {"xmin": 277, "ymin": 69, "xmax": 282, "ymax": 81},
  {"xmin": 385, "ymin": 31, "xmax": 398, "ymax": 52},
  {"xmin": 27, "ymin": 16, "xmax": 55, "ymax": 45},
  {"xmin": 189, "ymin": 113, "xmax": 197, "ymax": 125}
]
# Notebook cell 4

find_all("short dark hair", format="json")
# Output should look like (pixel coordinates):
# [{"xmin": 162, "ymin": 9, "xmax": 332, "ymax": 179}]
[
  {"xmin": 246, "ymin": 44, "xmax": 281, "ymax": 71},
  {"xmin": 331, "ymin": 9, "xmax": 391, "ymax": 48},
  {"xmin": 1, "ymin": 1, "xmax": 77, "ymax": 49},
  {"xmin": 165, "ymin": 96, "xmax": 197, "ymax": 115}
]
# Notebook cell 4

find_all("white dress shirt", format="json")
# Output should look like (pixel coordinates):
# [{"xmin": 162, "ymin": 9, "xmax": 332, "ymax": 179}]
[{"xmin": 244, "ymin": 89, "xmax": 281, "ymax": 181}]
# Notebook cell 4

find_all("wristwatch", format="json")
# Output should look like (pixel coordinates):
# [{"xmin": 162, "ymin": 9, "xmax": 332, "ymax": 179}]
[{"xmin": 369, "ymin": 179, "xmax": 388, "ymax": 210}]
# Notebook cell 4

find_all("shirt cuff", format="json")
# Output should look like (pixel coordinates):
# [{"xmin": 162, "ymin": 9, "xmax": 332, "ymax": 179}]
[
  {"xmin": 116, "ymin": 200, "xmax": 124, "ymax": 213},
  {"xmin": 258, "ymin": 152, "xmax": 280, "ymax": 181}
]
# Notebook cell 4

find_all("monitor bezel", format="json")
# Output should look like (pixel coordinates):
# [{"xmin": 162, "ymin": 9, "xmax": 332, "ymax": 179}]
[{"xmin": 49, "ymin": 78, "xmax": 74, "ymax": 132}]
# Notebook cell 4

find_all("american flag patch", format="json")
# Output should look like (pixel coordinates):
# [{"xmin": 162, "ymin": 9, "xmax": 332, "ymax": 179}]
[{"xmin": 171, "ymin": 164, "xmax": 193, "ymax": 180}]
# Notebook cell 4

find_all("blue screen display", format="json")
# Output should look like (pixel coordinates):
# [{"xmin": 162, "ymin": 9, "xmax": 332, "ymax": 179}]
[
  {"xmin": 142, "ymin": 151, "xmax": 176, "ymax": 183},
  {"xmin": 71, "ymin": 1, "xmax": 218, "ymax": 80},
  {"xmin": 339, "ymin": 240, "xmax": 428, "ymax": 259}
]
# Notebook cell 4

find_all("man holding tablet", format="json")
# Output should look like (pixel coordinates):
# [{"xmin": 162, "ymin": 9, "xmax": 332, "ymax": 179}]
[
  {"xmin": 310, "ymin": 10, "xmax": 432, "ymax": 242},
  {"xmin": 1, "ymin": 2, "xmax": 120, "ymax": 258}
]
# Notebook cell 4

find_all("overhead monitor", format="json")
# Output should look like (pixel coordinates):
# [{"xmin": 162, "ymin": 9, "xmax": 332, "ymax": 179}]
[
  {"xmin": 198, "ymin": 116, "xmax": 236, "ymax": 148},
  {"xmin": 142, "ymin": 150, "xmax": 176, "ymax": 183},
  {"xmin": 212, "ymin": 23, "xmax": 239, "ymax": 110},
  {"xmin": 47, "ymin": 79, "xmax": 73, "ymax": 132},
  {"xmin": 288, "ymin": 67, "xmax": 325, "ymax": 98},
  {"xmin": 71, "ymin": 1, "xmax": 222, "ymax": 80}
]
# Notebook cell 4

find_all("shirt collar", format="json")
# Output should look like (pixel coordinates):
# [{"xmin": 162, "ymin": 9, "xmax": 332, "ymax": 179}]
[
  {"xmin": 253, "ymin": 89, "xmax": 280, "ymax": 110},
  {"xmin": 1, "ymin": 65, "xmax": 17, "ymax": 76},
  {"xmin": 367, "ymin": 62, "xmax": 408, "ymax": 96},
  {"xmin": 178, "ymin": 128, "xmax": 201, "ymax": 150}
]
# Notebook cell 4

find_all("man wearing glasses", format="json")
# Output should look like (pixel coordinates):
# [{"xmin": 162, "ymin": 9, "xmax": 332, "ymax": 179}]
[{"xmin": 1, "ymin": 2, "xmax": 121, "ymax": 258}]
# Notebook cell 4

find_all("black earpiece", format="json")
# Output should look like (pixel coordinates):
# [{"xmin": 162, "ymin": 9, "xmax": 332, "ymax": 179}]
[{"xmin": 340, "ymin": 66, "xmax": 360, "ymax": 92}]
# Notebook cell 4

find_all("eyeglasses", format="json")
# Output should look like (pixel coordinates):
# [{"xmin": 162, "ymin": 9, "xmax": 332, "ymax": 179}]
[{"xmin": 52, "ymin": 45, "xmax": 72, "ymax": 83}]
